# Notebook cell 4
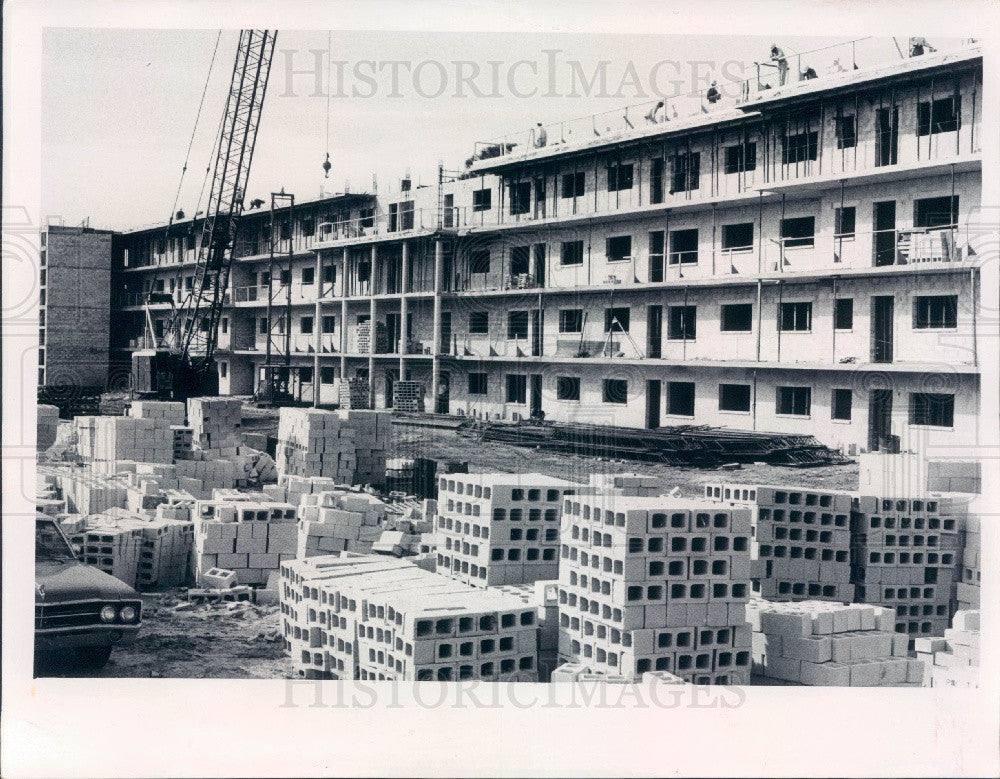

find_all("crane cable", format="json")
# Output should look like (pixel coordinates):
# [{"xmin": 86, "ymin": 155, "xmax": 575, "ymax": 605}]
[
  {"xmin": 148, "ymin": 30, "xmax": 223, "ymax": 344},
  {"xmin": 323, "ymin": 30, "xmax": 332, "ymax": 178}
]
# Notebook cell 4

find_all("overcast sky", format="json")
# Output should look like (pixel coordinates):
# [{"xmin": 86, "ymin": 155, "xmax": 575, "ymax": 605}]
[{"xmin": 42, "ymin": 30, "xmax": 915, "ymax": 231}]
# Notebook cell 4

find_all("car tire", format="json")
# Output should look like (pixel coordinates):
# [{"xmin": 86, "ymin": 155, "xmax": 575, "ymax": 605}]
[{"xmin": 74, "ymin": 645, "xmax": 113, "ymax": 672}]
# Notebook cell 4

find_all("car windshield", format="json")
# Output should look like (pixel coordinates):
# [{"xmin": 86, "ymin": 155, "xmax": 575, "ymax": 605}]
[{"xmin": 36, "ymin": 519, "xmax": 76, "ymax": 560}]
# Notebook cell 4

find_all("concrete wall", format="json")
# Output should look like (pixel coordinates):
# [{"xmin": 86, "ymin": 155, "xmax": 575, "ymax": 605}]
[{"xmin": 42, "ymin": 227, "xmax": 113, "ymax": 388}]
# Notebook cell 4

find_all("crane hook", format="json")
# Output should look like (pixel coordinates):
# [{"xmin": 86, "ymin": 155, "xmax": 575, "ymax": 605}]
[{"xmin": 322, "ymin": 153, "xmax": 332, "ymax": 179}]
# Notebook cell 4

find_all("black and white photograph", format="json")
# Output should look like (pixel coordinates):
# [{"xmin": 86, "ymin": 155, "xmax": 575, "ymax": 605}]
[{"xmin": 3, "ymin": 2, "xmax": 998, "ymax": 776}]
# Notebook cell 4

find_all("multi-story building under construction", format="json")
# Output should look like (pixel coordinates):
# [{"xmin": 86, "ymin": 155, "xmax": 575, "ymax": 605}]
[{"xmin": 106, "ymin": 40, "xmax": 984, "ymax": 455}]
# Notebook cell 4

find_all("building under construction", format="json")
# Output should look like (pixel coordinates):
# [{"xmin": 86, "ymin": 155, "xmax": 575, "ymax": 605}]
[{"xmin": 63, "ymin": 39, "xmax": 982, "ymax": 456}]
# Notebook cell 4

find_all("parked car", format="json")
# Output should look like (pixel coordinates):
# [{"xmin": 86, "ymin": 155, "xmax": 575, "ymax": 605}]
[{"xmin": 35, "ymin": 514, "xmax": 142, "ymax": 672}]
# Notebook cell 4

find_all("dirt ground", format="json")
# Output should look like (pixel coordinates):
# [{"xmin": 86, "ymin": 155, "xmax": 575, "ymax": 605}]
[
  {"xmin": 37, "ymin": 593, "xmax": 289, "ymax": 679},
  {"xmin": 390, "ymin": 424, "xmax": 860, "ymax": 495},
  {"xmin": 43, "ymin": 416, "xmax": 856, "ymax": 680}
]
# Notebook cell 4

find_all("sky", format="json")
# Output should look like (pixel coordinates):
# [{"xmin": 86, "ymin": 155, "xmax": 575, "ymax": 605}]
[{"xmin": 41, "ymin": 29, "xmax": 914, "ymax": 231}]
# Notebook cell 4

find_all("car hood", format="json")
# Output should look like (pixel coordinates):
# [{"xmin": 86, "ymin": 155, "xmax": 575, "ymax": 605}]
[{"xmin": 35, "ymin": 559, "xmax": 139, "ymax": 603}]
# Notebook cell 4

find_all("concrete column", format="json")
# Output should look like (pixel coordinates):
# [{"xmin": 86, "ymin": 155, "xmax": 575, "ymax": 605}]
[
  {"xmin": 339, "ymin": 248, "xmax": 348, "ymax": 380},
  {"xmin": 399, "ymin": 241, "xmax": 409, "ymax": 381},
  {"xmin": 368, "ymin": 244, "xmax": 377, "ymax": 408},
  {"xmin": 312, "ymin": 248, "xmax": 323, "ymax": 406},
  {"xmin": 430, "ymin": 238, "xmax": 443, "ymax": 412}
]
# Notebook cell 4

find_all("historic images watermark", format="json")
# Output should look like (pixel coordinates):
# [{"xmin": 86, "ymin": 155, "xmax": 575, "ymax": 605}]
[
  {"xmin": 280, "ymin": 677, "xmax": 748, "ymax": 710},
  {"xmin": 279, "ymin": 49, "xmax": 750, "ymax": 101}
]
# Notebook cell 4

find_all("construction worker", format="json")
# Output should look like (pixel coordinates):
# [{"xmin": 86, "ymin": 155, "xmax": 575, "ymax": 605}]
[
  {"xmin": 644, "ymin": 100, "xmax": 664, "ymax": 124},
  {"xmin": 706, "ymin": 81, "xmax": 722, "ymax": 104},
  {"xmin": 770, "ymin": 44, "xmax": 789, "ymax": 86},
  {"xmin": 801, "ymin": 66, "xmax": 818, "ymax": 80},
  {"xmin": 909, "ymin": 37, "xmax": 935, "ymax": 57},
  {"xmin": 533, "ymin": 122, "xmax": 548, "ymax": 148}
]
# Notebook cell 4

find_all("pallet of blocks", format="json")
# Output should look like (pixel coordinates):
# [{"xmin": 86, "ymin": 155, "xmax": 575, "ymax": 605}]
[
  {"xmin": 40, "ymin": 464, "xmax": 129, "ymax": 514},
  {"xmin": 193, "ymin": 498, "xmax": 299, "ymax": 586},
  {"xmin": 391, "ymin": 381, "xmax": 425, "ymax": 413},
  {"xmin": 850, "ymin": 494, "xmax": 966, "ymax": 637},
  {"xmin": 747, "ymin": 598, "xmax": 923, "ymax": 686},
  {"xmin": 280, "ymin": 555, "xmax": 540, "ymax": 681},
  {"xmin": 275, "ymin": 407, "xmax": 389, "ymax": 486},
  {"xmin": 705, "ymin": 483, "xmax": 854, "ymax": 603},
  {"xmin": 129, "ymin": 400, "xmax": 186, "ymax": 426},
  {"xmin": 72, "ymin": 415, "xmax": 174, "ymax": 464},
  {"xmin": 297, "ymin": 489, "xmax": 388, "ymax": 557},
  {"xmin": 65, "ymin": 515, "xmax": 145, "ymax": 587},
  {"xmin": 136, "ymin": 517, "xmax": 195, "ymax": 589},
  {"xmin": 913, "ymin": 610, "xmax": 979, "ymax": 687},
  {"xmin": 186, "ymin": 396, "xmax": 243, "ymax": 450},
  {"xmin": 955, "ymin": 513, "xmax": 980, "ymax": 609},
  {"xmin": 558, "ymin": 488, "xmax": 754, "ymax": 685},
  {"xmin": 338, "ymin": 378, "xmax": 371, "ymax": 410}
]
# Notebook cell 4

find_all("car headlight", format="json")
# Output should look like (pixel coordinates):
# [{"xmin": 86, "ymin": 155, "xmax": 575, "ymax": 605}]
[
  {"xmin": 119, "ymin": 605, "xmax": 138, "ymax": 623},
  {"xmin": 99, "ymin": 605, "xmax": 117, "ymax": 623}
]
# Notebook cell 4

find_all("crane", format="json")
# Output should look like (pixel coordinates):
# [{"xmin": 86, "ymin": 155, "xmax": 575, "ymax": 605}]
[{"xmin": 133, "ymin": 29, "xmax": 278, "ymax": 400}]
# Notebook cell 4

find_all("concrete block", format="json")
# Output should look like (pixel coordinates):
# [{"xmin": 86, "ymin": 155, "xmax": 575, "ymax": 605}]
[
  {"xmin": 800, "ymin": 660, "xmax": 850, "ymax": 686},
  {"xmin": 782, "ymin": 635, "xmax": 832, "ymax": 664}
]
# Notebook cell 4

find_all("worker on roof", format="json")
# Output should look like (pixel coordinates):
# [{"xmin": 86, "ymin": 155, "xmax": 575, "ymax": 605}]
[
  {"xmin": 533, "ymin": 122, "xmax": 548, "ymax": 148},
  {"xmin": 909, "ymin": 37, "xmax": 936, "ymax": 57},
  {"xmin": 801, "ymin": 66, "xmax": 818, "ymax": 80},
  {"xmin": 770, "ymin": 44, "xmax": 789, "ymax": 86},
  {"xmin": 706, "ymin": 80, "xmax": 722, "ymax": 104},
  {"xmin": 644, "ymin": 100, "xmax": 665, "ymax": 124}
]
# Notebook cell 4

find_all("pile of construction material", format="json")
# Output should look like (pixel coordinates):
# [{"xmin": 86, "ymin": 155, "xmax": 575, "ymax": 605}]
[
  {"xmin": 747, "ymin": 598, "xmax": 922, "ymax": 686},
  {"xmin": 338, "ymin": 378, "xmax": 370, "ymax": 410},
  {"xmin": 913, "ymin": 610, "xmax": 979, "ymax": 688},
  {"xmin": 705, "ymin": 483, "xmax": 854, "ymax": 603},
  {"xmin": 391, "ymin": 381, "xmax": 425, "ymax": 413},
  {"xmin": 275, "ymin": 407, "xmax": 389, "ymax": 486},
  {"xmin": 60, "ymin": 509, "xmax": 194, "ymax": 590},
  {"xmin": 436, "ymin": 472, "xmax": 578, "ymax": 588},
  {"xmin": 851, "ymin": 494, "xmax": 965, "ymax": 637},
  {"xmin": 558, "ymin": 475, "xmax": 753, "ymax": 684},
  {"xmin": 186, "ymin": 396, "xmax": 242, "ymax": 451},
  {"xmin": 956, "ymin": 513, "xmax": 980, "ymax": 610},
  {"xmin": 193, "ymin": 494, "xmax": 298, "ymax": 586},
  {"xmin": 37, "ymin": 404, "xmax": 60, "ymax": 451},
  {"xmin": 73, "ymin": 415, "xmax": 174, "ymax": 464},
  {"xmin": 129, "ymin": 400, "xmax": 186, "ymax": 426},
  {"xmin": 355, "ymin": 320, "xmax": 387, "ymax": 354},
  {"xmin": 297, "ymin": 489, "xmax": 388, "ymax": 557},
  {"xmin": 491, "ymin": 580, "xmax": 559, "ymax": 679},
  {"xmin": 281, "ymin": 554, "xmax": 540, "ymax": 681},
  {"xmin": 551, "ymin": 662, "xmax": 627, "ymax": 683}
]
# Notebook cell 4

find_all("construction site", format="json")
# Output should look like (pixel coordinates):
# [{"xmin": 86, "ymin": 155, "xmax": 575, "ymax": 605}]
[{"xmin": 33, "ymin": 31, "xmax": 984, "ymax": 688}]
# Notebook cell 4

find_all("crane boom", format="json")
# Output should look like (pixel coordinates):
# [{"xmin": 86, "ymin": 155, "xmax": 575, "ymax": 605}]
[{"xmin": 140, "ymin": 29, "xmax": 277, "ymax": 399}]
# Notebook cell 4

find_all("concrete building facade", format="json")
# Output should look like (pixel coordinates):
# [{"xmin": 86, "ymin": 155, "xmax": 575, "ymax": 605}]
[
  {"xmin": 108, "ymin": 42, "xmax": 984, "ymax": 455},
  {"xmin": 39, "ymin": 224, "xmax": 114, "ymax": 390}
]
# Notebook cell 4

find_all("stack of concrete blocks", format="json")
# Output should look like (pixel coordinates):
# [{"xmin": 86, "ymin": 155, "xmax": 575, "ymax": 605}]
[
  {"xmin": 129, "ymin": 400, "xmax": 186, "ymax": 426},
  {"xmin": 858, "ymin": 452, "xmax": 982, "ymax": 496},
  {"xmin": 91, "ymin": 459, "xmax": 223, "ymax": 504},
  {"xmin": 172, "ymin": 426, "xmax": 194, "ymax": 460},
  {"xmin": 296, "ymin": 489, "xmax": 388, "ymax": 557},
  {"xmin": 371, "ymin": 531, "xmax": 410, "ymax": 557},
  {"xmin": 355, "ymin": 320, "xmax": 387, "ymax": 355},
  {"xmin": 558, "ymin": 476, "xmax": 753, "ymax": 684},
  {"xmin": 551, "ymin": 661, "xmax": 627, "ymax": 683},
  {"xmin": 850, "ymin": 494, "xmax": 965, "ymax": 638},
  {"xmin": 186, "ymin": 396, "xmax": 242, "ymax": 452},
  {"xmin": 275, "ymin": 408, "xmax": 389, "ymax": 486},
  {"xmin": 747, "ymin": 598, "xmax": 923, "ymax": 686},
  {"xmin": 37, "ymin": 496, "xmax": 66, "ymax": 516},
  {"xmin": 37, "ymin": 403, "xmax": 60, "ymax": 451},
  {"xmin": 172, "ymin": 459, "xmax": 243, "ymax": 497},
  {"xmin": 491, "ymin": 580, "xmax": 560, "ymax": 681},
  {"xmin": 435, "ymin": 472, "xmax": 579, "ymax": 588},
  {"xmin": 955, "ymin": 513, "xmax": 980, "ymax": 610},
  {"xmin": 39, "ymin": 464, "xmax": 129, "ymax": 514},
  {"xmin": 913, "ymin": 610, "xmax": 979, "ymax": 688},
  {"xmin": 66, "ymin": 515, "xmax": 144, "ymax": 586},
  {"xmin": 704, "ymin": 483, "xmax": 854, "ymax": 603},
  {"xmin": 193, "ymin": 496, "xmax": 298, "ymax": 585},
  {"xmin": 338, "ymin": 378, "xmax": 371, "ymax": 410},
  {"xmin": 73, "ymin": 415, "xmax": 174, "ymax": 464},
  {"xmin": 280, "ymin": 554, "xmax": 540, "ymax": 681},
  {"xmin": 391, "ymin": 381, "xmax": 426, "ymax": 413},
  {"xmin": 135, "ymin": 516, "xmax": 195, "ymax": 589}
]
